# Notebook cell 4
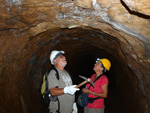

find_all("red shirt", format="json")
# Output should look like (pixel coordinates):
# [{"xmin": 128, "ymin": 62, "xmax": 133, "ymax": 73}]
[{"xmin": 86, "ymin": 74, "xmax": 109, "ymax": 109}]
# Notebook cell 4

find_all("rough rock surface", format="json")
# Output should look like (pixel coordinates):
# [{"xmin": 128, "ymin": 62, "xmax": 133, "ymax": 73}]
[
  {"xmin": 0, "ymin": 0, "xmax": 150, "ymax": 113},
  {"xmin": 123, "ymin": 0, "xmax": 150, "ymax": 16}
]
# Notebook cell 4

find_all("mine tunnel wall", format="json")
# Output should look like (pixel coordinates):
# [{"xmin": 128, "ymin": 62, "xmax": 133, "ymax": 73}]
[{"xmin": 0, "ymin": 28, "xmax": 148, "ymax": 113}]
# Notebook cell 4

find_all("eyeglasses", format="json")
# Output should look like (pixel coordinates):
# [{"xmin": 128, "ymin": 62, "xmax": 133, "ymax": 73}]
[
  {"xmin": 58, "ymin": 55, "xmax": 65, "ymax": 58},
  {"xmin": 54, "ymin": 53, "xmax": 65, "ymax": 60}
]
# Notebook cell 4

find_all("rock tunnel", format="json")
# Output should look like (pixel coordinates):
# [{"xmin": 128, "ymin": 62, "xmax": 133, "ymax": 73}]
[{"xmin": 0, "ymin": 0, "xmax": 150, "ymax": 113}]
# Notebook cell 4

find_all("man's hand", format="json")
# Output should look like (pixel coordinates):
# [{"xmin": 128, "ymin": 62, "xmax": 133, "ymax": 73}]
[{"xmin": 64, "ymin": 85, "xmax": 80, "ymax": 95}]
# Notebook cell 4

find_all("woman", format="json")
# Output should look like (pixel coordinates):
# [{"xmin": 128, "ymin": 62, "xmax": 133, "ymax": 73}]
[{"xmin": 82, "ymin": 58, "xmax": 111, "ymax": 113}]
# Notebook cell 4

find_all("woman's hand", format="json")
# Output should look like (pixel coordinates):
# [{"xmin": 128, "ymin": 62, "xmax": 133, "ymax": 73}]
[{"xmin": 82, "ymin": 88, "xmax": 91, "ymax": 94}]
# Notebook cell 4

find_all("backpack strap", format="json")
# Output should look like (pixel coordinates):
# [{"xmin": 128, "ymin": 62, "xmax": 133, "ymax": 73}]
[
  {"xmin": 51, "ymin": 67, "xmax": 59, "ymax": 80},
  {"xmin": 88, "ymin": 74, "xmax": 103, "ymax": 89},
  {"xmin": 45, "ymin": 70, "xmax": 50, "ymax": 93},
  {"xmin": 88, "ymin": 74, "xmax": 104, "ymax": 100}
]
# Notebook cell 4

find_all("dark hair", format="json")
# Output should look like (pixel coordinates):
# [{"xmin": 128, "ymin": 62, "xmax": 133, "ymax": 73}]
[{"xmin": 101, "ymin": 64, "xmax": 107, "ymax": 73}]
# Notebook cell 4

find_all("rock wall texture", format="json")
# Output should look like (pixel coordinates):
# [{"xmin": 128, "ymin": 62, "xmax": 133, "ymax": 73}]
[{"xmin": 0, "ymin": 0, "xmax": 150, "ymax": 113}]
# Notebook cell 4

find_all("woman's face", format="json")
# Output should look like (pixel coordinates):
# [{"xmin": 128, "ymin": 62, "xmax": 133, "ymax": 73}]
[{"xmin": 93, "ymin": 62, "xmax": 104, "ymax": 72}]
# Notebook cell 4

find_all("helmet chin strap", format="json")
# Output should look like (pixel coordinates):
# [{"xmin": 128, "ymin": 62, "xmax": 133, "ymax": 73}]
[{"xmin": 101, "ymin": 64, "xmax": 107, "ymax": 73}]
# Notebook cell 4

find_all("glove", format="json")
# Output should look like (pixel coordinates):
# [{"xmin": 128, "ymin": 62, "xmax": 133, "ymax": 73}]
[
  {"xmin": 64, "ymin": 85, "xmax": 80, "ymax": 95},
  {"xmin": 72, "ymin": 102, "xmax": 78, "ymax": 113}
]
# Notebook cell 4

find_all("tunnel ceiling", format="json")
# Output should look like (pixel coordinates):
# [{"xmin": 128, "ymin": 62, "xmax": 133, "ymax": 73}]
[{"xmin": 0, "ymin": 0, "xmax": 150, "ymax": 113}]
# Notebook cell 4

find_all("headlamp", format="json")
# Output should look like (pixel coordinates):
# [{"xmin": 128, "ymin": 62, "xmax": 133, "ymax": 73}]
[{"xmin": 96, "ymin": 58, "xmax": 102, "ymax": 64}]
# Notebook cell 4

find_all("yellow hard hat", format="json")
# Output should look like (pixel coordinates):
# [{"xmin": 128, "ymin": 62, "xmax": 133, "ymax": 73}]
[
  {"xmin": 97, "ymin": 58, "xmax": 111, "ymax": 71},
  {"xmin": 100, "ymin": 58, "xmax": 111, "ymax": 71}
]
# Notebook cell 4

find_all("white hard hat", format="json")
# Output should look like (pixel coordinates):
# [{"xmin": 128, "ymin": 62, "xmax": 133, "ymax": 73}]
[{"xmin": 50, "ymin": 50, "xmax": 65, "ymax": 65}]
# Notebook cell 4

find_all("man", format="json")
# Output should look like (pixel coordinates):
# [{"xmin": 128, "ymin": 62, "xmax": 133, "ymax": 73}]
[{"xmin": 48, "ymin": 50, "xmax": 79, "ymax": 113}]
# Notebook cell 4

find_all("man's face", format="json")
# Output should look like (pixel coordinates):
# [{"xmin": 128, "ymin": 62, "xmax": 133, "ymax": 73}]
[{"xmin": 54, "ymin": 55, "xmax": 67, "ymax": 67}]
